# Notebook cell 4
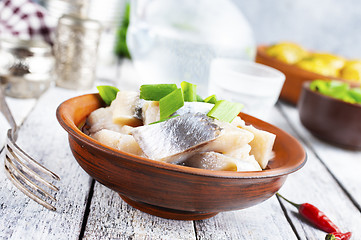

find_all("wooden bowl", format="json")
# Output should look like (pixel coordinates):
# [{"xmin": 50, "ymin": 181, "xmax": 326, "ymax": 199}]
[
  {"xmin": 56, "ymin": 93, "xmax": 306, "ymax": 220},
  {"xmin": 298, "ymin": 82, "xmax": 361, "ymax": 149},
  {"xmin": 256, "ymin": 45, "xmax": 358, "ymax": 105}
]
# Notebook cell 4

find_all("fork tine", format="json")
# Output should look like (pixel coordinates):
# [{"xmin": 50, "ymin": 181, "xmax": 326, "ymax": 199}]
[
  {"xmin": 4, "ymin": 160, "xmax": 57, "ymax": 211},
  {"xmin": 7, "ymin": 129, "xmax": 60, "ymax": 181},
  {"xmin": 6, "ymin": 145, "xmax": 59, "ymax": 191},
  {"xmin": 5, "ymin": 155, "xmax": 57, "ymax": 201}
]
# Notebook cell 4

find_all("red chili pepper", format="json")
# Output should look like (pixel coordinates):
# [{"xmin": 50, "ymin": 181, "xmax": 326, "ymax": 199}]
[
  {"xmin": 325, "ymin": 232, "xmax": 352, "ymax": 240},
  {"xmin": 276, "ymin": 193, "xmax": 341, "ymax": 233}
]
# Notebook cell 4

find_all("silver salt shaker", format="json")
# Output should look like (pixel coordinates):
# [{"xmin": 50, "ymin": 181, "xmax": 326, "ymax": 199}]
[
  {"xmin": 0, "ymin": 39, "xmax": 54, "ymax": 98},
  {"xmin": 54, "ymin": 5, "xmax": 102, "ymax": 90}
]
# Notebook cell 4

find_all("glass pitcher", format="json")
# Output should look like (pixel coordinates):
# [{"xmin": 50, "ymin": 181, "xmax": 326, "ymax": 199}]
[{"xmin": 127, "ymin": 0, "xmax": 255, "ymax": 96}]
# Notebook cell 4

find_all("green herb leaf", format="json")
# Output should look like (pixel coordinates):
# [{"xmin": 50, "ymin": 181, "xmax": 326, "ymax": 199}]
[
  {"xmin": 349, "ymin": 88, "xmax": 361, "ymax": 103},
  {"xmin": 196, "ymin": 94, "xmax": 204, "ymax": 102},
  {"xmin": 204, "ymin": 94, "xmax": 217, "ymax": 104},
  {"xmin": 207, "ymin": 100, "xmax": 243, "ymax": 123},
  {"xmin": 140, "ymin": 84, "xmax": 178, "ymax": 101},
  {"xmin": 97, "ymin": 85, "xmax": 120, "ymax": 105},
  {"xmin": 159, "ymin": 88, "xmax": 184, "ymax": 119},
  {"xmin": 181, "ymin": 81, "xmax": 197, "ymax": 102},
  {"xmin": 310, "ymin": 80, "xmax": 361, "ymax": 104}
]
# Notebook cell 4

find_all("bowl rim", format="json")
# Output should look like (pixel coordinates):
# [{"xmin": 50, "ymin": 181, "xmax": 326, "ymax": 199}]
[
  {"xmin": 56, "ymin": 93, "xmax": 307, "ymax": 179},
  {"xmin": 301, "ymin": 81, "xmax": 361, "ymax": 109}
]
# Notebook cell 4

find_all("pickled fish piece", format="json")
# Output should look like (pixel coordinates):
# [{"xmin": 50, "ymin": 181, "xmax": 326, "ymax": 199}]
[
  {"xmin": 87, "ymin": 107, "xmax": 127, "ymax": 134},
  {"xmin": 141, "ymin": 101, "xmax": 215, "ymax": 125},
  {"xmin": 231, "ymin": 116, "xmax": 246, "ymax": 128},
  {"xmin": 92, "ymin": 129, "xmax": 144, "ymax": 156},
  {"xmin": 131, "ymin": 113, "xmax": 222, "ymax": 163},
  {"xmin": 207, "ymin": 121, "xmax": 254, "ymax": 153},
  {"xmin": 183, "ymin": 152, "xmax": 238, "ymax": 171},
  {"xmin": 224, "ymin": 144, "xmax": 252, "ymax": 160},
  {"xmin": 174, "ymin": 102, "xmax": 214, "ymax": 116},
  {"xmin": 237, "ymin": 155, "xmax": 262, "ymax": 172},
  {"xmin": 111, "ymin": 91, "xmax": 143, "ymax": 126},
  {"xmin": 241, "ymin": 125, "xmax": 275, "ymax": 169},
  {"xmin": 183, "ymin": 152, "xmax": 261, "ymax": 172},
  {"xmin": 142, "ymin": 101, "xmax": 160, "ymax": 125}
]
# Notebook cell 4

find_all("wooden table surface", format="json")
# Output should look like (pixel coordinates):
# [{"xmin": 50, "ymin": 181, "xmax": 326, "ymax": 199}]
[{"xmin": 1, "ymin": 63, "xmax": 361, "ymax": 240}]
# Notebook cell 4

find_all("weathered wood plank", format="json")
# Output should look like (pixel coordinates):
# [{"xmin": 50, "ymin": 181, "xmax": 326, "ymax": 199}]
[
  {"xmin": 195, "ymin": 197, "xmax": 297, "ymax": 240},
  {"xmin": 279, "ymin": 102, "xmax": 361, "ymax": 209},
  {"xmin": 0, "ymin": 97, "xmax": 37, "ymax": 147},
  {"xmin": 0, "ymin": 87, "xmax": 95, "ymax": 240},
  {"xmin": 83, "ymin": 182, "xmax": 196, "ymax": 240},
  {"xmin": 274, "ymin": 104, "xmax": 361, "ymax": 239}
]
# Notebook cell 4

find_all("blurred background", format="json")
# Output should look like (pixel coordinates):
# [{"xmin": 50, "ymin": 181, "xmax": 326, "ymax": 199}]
[{"xmin": 235, "ymin": 0, "xmax": 361, "ymax": 58}]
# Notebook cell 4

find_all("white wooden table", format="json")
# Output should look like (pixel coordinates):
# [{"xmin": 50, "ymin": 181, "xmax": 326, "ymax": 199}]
[{"xmin": 1, "ymin": 63, "xmax": 361, "ymax": 240}]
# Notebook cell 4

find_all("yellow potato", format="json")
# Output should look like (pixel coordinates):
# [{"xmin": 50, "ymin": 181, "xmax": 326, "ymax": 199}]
[
  {"xmin": 310, "ymin": 52, "xmax": 346, "ymax": 70},
  {"xmin": 340, "ymin": 60, "xmax": 361, "ymax": 82},
  {"xmin": 266, "ymin": 42, "xmax": 309, "ymax": 64},
  {"xmin": 296, "ymin": 57, "xmax": 340, "ymax": 77}
]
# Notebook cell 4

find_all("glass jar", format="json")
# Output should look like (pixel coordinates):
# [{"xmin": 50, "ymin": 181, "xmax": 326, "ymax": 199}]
[
  {"xmin": 0, "ymin": 39, "xmax": 54, "ymax": 98},
  {"xmin": 126, "ymin": 0, "xmax": 256, "ymax": 96}
]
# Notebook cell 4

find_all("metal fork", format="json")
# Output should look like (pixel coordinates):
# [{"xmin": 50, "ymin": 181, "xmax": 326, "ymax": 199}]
[{"xmin": 1, "ymin": 88, "xmax": 60, "ymax": 211}]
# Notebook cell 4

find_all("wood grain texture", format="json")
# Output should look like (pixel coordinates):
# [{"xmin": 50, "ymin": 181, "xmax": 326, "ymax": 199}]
[
  {"xmin": 195, "ymin": 197, "xmax": 297, "ymax": 240},
  {"xmin": 83, "ymin": 182, "xmax": 197, "ymax": 240},
  {"xmin": 0, "ymin": 97, "xmax": 37, "ymax": 147},
  {"xmin": 0, "ymin": 87, "xmax": 95, "ymax": 240},
  {"xmin": 279, "ymin": 102, "xmax": 361, "ymax": 209},
  {"xmin": 275, "ymin": 103, "xmax": 361, "ymax": 239}
]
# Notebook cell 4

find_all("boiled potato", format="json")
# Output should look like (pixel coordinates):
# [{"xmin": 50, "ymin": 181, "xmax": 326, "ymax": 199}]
[
  {"xmin": 266, "ymin": 42, "xmax": 309, "ymax": 64},
  {"xmin": 340, "ymin": 60, "xmax": 361, "ymax": 82}
]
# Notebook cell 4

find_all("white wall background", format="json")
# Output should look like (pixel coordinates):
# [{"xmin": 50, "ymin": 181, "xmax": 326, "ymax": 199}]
[{"xmin": 234, "ymin": 0, "xmax": 361, "ymax": 58}]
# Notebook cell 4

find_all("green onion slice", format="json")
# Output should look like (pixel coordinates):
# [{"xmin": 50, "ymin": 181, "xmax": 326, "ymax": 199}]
[
  {"xmin": 196, "ymin": 94, "xmax": 204, "ymax": 102},
  {"xmin": 159, "ymin": 88, "xmax": 184, "ymax": 119},
  {"xmin": 140, "ymin": 84, "xmax": 178, "ymax": 101},
  {"xmin": 204, "ymin": 94, "xmax": 217, "ymax": 104},
  {"xmin": 181, "ymin": 81, "xmax": 197, "ymax": 102},
  {"xmin": 349, "ymin": 88, "xmax": 361, "ymax": 103},
  {"xmin": 207, "ymin": 100, "xmax": 243, "ymax": 123},
  {"xmin": 97, "ymin": 85, "xmax": 120, "ymax": 105}
]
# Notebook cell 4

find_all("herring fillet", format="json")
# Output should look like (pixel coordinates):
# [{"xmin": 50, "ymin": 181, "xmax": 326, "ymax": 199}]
[{"xmin": 131, "ymin": 113, "xmax": 222, "ymax": 163}]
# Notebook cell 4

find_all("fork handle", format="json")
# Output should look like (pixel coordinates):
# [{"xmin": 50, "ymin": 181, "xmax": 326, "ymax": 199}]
[{"xmin": 0, "ymin": 87, "xmax": 17, "ymax": 131}]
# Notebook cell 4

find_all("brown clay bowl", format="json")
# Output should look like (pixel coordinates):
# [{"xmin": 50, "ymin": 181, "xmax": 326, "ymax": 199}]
[
  {"xmin": 256, "ymin": 45, "xmax": 359, "ymax": 105},
  {"xmin": 56, "ymin": 93, "xmax": 306, "ymax": 220},
  {"xmin": 298, "ymin": 82, "xmax": 361, "ymax": 150}
]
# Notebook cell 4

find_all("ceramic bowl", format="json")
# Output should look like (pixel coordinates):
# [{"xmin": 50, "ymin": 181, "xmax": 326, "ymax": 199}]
[
  {"xmin": 56, "ymin": 93, "xmax": 306, "ymax": 220},
  {"xmin": 298, "ymin": 82, "xmax": 361, "ymax": 149},
  {"xmin": 256, "ymin": 45, "xmax": 359, "ymax": 105}
]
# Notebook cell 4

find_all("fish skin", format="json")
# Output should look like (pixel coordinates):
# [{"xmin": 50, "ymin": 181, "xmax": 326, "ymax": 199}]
[
  {"xmin": 182, "ymin": 152, "xmax": 262, "ymax": 172},
  {"xmin": 141, "ymin": 101, "xmax": 215, "ymax": 125},
  {"xmin": 131, "ymin": 113, "xmax": 222, "ymax": 163}
]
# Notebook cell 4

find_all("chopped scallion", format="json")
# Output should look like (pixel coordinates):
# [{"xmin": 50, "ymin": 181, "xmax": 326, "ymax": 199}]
[
  {"xmin": 204, "ymin": 94, "xmax": 217, "ymax": 104},
  {"xmin": 140, "ymin": 84, "xmax": 178, "ymax": 101},
  {"xmin": 159, "ymin": 88, "xmax": 184, "ymax": 119},
  {"xmin": 181, "ymin": 81, "xmax": 197, "ymax": 102},
  {"xmin": 196, "ymin": 94, "xmax": 204, "ymax": 102},
  {"xmin": 207, "ymin": 100, "xmax": 243, "ymax": 123},
  {"xmin": 97, "ymin": 85, "xmax": 120, "ymax": 105}
]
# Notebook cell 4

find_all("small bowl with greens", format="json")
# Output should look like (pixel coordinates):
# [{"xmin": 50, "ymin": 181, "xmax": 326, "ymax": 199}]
[{"xmin": 298, "ymin": 80, "xmax": 361, "ymax": 149}]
